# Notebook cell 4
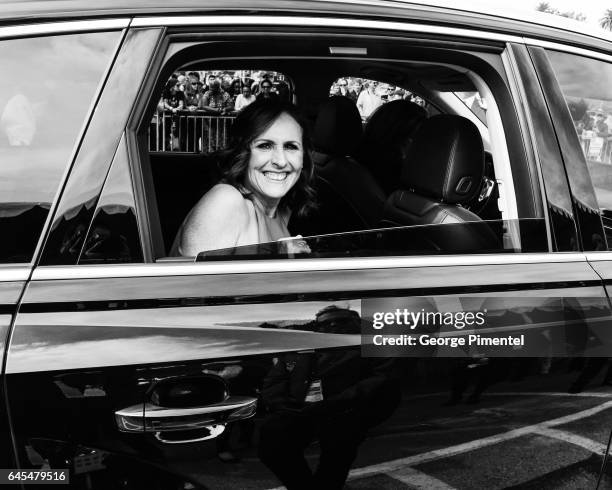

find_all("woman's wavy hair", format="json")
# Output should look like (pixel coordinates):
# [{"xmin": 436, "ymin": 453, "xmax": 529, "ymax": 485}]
[
  {"xmin": 218, "ymin": 99, "xmax": 316, "ymax": 217},
  {"xmin": 162, "ymin": 77, "xmax": 179, "ymax": 99}
]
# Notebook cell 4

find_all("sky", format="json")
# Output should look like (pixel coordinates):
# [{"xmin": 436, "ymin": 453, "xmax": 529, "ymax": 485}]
[{"xmin": 491, "ymin": 0, "xmax": 611, "ymax": 28}]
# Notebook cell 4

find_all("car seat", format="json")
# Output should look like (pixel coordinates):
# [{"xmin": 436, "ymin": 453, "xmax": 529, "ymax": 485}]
[
  {"xmin": 380, "ymin": 114, "xmax": 500, "ymax": 252},
  {"xmin": 291, "ymin": 96, "xmax": 386, "ymax": 236}
]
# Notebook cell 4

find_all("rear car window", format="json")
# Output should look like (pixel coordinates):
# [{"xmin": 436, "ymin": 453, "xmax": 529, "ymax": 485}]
[{"xmin": 0, "ymin": 31, "xmax": 120, "ymax": 263}]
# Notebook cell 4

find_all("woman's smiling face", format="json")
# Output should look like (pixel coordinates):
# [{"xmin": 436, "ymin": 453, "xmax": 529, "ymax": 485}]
[{"xmin": 245, "ymin": 112, "xmax": 303, "ymax": 211}]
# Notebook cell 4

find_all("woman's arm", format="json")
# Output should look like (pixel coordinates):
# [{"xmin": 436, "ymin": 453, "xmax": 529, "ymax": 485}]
[{"xmin": 177, "ymin": 184, "xmax": 249, "ymax": 256}]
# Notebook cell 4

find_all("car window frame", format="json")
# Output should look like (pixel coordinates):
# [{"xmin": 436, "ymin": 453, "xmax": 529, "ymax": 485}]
[{"xmin": 125, "ymin": 15, "xmax": 553, "ymax": 268}]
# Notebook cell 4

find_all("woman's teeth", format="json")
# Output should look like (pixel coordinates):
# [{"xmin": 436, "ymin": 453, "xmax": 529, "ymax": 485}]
[{"xmin": 264, "ymin": 172, "xmax": 288, "ymax": 181}]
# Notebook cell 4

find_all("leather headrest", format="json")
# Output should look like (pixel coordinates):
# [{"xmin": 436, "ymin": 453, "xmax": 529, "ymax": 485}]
[
  {"xmin": 313, "ymin": 96, "xmax": 363, "ymax": 156},
  {"xmin": 401, "ymin": 115, "xmax": 484, "ymax": 204},
  {"xmin": 360, "ymin": 100, "xmax": 427, "ymax": 194}
]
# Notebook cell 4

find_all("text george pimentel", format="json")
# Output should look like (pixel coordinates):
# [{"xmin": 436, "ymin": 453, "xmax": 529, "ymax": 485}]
[
  {"xmin": 371, "ymin": 334, "xmax": 524, "ymax": 347},
  {"xmin": 370, "ymin": 309, "xmax": 524, "ymax": 347}
]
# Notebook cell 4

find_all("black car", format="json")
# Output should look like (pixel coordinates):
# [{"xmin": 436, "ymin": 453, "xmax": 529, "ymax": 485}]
[{"xmin": 3, "ymin": 1, "xmax": 612, "ymax": 488}]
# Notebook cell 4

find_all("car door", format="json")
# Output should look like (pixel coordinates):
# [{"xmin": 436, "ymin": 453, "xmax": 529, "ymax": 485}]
[
  {"xmin": 6, "ymin": 15, "xmax": 612, "ymax": 490},
  {"xmin": 11, "ymin": 255, "xmax": 612, "ymax": 489}
]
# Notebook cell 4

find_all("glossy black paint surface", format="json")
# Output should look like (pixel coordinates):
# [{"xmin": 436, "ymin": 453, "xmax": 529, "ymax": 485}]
[
  {"xmin": 9, "ymin": 287, "xmax": 612, "ymax": 372},
  {"xmin": 0, "ymin": 373, "xmax": 17, "ymax": 474},
  {"xmin": 0, "ymin": 279, "xmax": 26, "ymax": 476},
  {"xmin": 40, "ymin": 28, "xmax": 162, "ymax": 266},
  {"xmin": 508, "ymin": 43, "xmax": 579, "ymax": 252},
  {"xmin": 8, "ymin": 267, "xmax": 612, "ymax": 488},
  {"xmin": 80, "ymin": 135, "xmax": 144, "ymax": 264},
  {"xmin": 0, "ymin": 204, "xmax": 48, "ymax": 264},
  {"xmin": 528, "ymin": 46, "xmax": 607, "ymax": 252}
]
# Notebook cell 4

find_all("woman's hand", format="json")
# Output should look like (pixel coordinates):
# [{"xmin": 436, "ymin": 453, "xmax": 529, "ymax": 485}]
[{"xmin": 278, "ymin": 235, "xmax": 311, "ymax": 255}]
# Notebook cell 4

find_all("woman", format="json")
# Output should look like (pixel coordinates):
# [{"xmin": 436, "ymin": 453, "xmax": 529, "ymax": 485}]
[
  {"xmin": 256, "ymin": 78, "xmax": 280, "ymax": 102},
  {"xmin": 161, "ymin": 78, "xmax": 185, "ymax": 150},
  {"xmin": 172, "ymin": 100, "xmax": 316, "ymax": 256},
  {"xmin": 183, "ymin": 75, "xmax": 202, "ymax": 110},
  {"xmin": 229, "ymin": 79, "xmax": 243, "ymax": 101},
  {"xmin": 162, "ymin": 77, "xmax": 185, "ymax": 112}
]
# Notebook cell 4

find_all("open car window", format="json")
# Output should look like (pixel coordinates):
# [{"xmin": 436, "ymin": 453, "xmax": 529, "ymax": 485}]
[{"xmin": 127, "ymin": 35, "xmax": 546, "ymax": 265}]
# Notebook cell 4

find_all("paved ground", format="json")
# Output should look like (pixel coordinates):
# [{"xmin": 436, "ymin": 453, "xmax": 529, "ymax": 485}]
[{"xmin": 180, "ymin": 372, "xmax": 612, "ymax": 489}]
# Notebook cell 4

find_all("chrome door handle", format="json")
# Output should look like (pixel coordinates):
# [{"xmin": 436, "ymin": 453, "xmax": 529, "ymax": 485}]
[
  {"xmin": 115, "ymin": 395, "xmax": 257, "ymax": 441},
  {"xmin": 154, "ymin": 424, "xmax": 227, "ymax": 444}
]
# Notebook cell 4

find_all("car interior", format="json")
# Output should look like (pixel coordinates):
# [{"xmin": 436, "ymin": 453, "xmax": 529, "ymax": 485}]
[{"xmin": 134, "ymin": 37, "xmax": 548, "ymax": 262}]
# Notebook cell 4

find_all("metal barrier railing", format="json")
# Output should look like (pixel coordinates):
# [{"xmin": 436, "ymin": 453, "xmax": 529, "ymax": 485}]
[{"xmin": 149, "ymin": 111, "xmax": 236, "ymax": 153}]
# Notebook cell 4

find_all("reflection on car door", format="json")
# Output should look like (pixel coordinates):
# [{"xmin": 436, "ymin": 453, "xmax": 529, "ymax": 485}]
[
  {"xmin": 0, "ymin": 266, "xmax": 26, "ymax": 471},
  {"xmin": 6, "ymin": 252, "xmax": 612, "ymax": 489}
]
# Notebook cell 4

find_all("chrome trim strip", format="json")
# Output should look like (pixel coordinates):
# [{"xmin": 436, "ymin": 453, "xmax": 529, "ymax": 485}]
[
  {"xmin": 141, "ymin": 398, "xmax": 256, "ymax": 418},
  {"xmin": 32, "ymin": 253, "xmax": 586, "ymax": 281},
  {"xmin": 0, "ymin": 266, "xmax": 31, "ymax": 282},
  {"xmin": 131, "ymin": 15, "xmax": 523, "ymax": 43},
  {"xmin": 524, "ymin": 37, "xmax": 612, "ymax": 62},
  {"xmin": 586, "ymin": 252, "xmax": 612, "ymax": 262},
  {"xmin": 0, "ymin": 19, "xmax": 130, "ymax": 39}
]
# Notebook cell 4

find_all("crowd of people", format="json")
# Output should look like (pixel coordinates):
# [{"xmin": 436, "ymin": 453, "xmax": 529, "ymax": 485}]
[
  {"xmin": 152, "ymin": 70, "xmax": 292, "ymax": 151},
  {"xmin": 159, "ymin": 71, "xmax": 425, "ymax": 119},
  {"xmin": 575, "ymin": 110, "xmax": 611, "ymax": 138},
  {"xmin": 152, "ymin": 71, "xmax": 428, "ymax": 152},
  {"xmin": 569, "ymin": 101, "xmax": 612, "ymax": 164},
  {"xmin": 159, "ymin": 70, "xmax": 291, "ymax": 116},
  {"xmin": 328, "ymin": 77, "xmax": 427, "ymax": 121}
]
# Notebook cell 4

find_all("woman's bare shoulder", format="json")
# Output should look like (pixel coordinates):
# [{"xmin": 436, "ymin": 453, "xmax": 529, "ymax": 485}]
[
  {"xmin": 194, "ymin": 183, "xmax": 249, "ymax": 215},
  {"xmin": 177, "ymin": 184, "xmax": 250, "ymax": 256}
]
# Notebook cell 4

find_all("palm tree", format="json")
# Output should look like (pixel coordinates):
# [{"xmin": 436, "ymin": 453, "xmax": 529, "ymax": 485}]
[
  {"xmin": 535, "ymin": 2, "xmax": 586, "ymax": 21},
  {"xmin": 601, "ymin": 9, "xmax": 612, "ymax": 31},
  {"xmin": 535, "ymin": 1, "xmax": 551, "ymax": 12},
  {"xmin": 564, "ymin": 12, "xmax": 586, "ymax": 22}
]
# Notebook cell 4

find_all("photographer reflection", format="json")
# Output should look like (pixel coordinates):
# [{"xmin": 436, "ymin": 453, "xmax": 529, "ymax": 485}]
[
  {"xmin": 258, "ymin": 306, "xmax": 401, "ymax": 490},
  {"xmin": 202, "ymin": 361, "xmax": 268, "ymax": 462}
]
